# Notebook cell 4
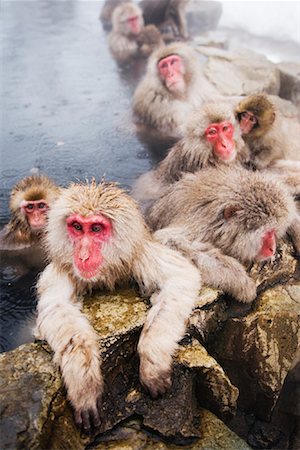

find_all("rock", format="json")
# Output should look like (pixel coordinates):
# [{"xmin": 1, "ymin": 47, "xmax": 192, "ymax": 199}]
[
  {"xmin": 177, "ymin": 339, "xmax": 239, "ymax": 420},
  {"xmin": 0, "ymin": 288, "xmax": 242, "ymax": 449},
  {"xmin": 91, "ymin": 410, "xmax": 252, "ymax": 449},
  {"xmin": 211, "ymin": 281, "xmax": 300, "ymax": 420},
  {"xmin": 197, "ymin": 46, "xmax": 281, "ymax": 96}
]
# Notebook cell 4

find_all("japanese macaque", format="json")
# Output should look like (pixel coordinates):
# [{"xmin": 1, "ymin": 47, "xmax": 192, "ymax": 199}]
[
  {"xmin": 132, "ymin": 43, "xmax": 219, "ymax": 139},
  {"xmin": 132, "ymin": 102, "xmax": 249, "ymax": 205},
  {"xmin": 146, "ymin": 166, "xmax": 299, "ymax": 303},
  {"xmin": 140, "ymin": 0, "xmax": 190, "ymax": 42},
  {"xmin": 35, "ymin": 180, "xmax": 200, "ymax": 432},
  {"xmin": 99, "ymin": 0, "xmax": 130, "ymax": 30},
  {"xmin": 108, "ymin": 2, "xmax": 163, "ymax": 64},
  {"xmin": 0, "ymin": 175, "xmax": 60, "ymax": 251},
  {"xmin": 236, "ymin": 94, "xmax": 300, "ymax": 169}
]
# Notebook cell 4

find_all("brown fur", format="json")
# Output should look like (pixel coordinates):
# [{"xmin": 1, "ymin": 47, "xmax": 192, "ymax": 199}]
[
  {"xmin": 147, "ymin": 166, "xmax": 298, "ymax": 301},
  {"xmin": 1, "ymin": 175, "xmax": 59, "ymax": 249},
  {"xmin": 99, "ymin": 0, "xmax": 130, "ymax": 30},
  {"xmin": 132, "ymin": 43, "xmax": 219, "ymax": 139},
  {"xmin": 108, "ymin": 2, "xmax": 162, "ymax": 63},
  {"xmin": 132, "ymin": 102, "xmax": 249, "ymax": 205},
  {"xmin": 236, "ymin": 94, "xmax": 300, "ymax": 169},
  {"xmin": 36, "ymin": 180, "xmax": 201, "ymax": 431}
]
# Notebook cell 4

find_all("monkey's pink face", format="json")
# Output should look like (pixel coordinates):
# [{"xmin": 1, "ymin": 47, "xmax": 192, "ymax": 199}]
[
  {"xmin": 205, "ymin": 121, "xmax": 236, "ymax": 161},
  {"xmin": 239, "ymin": 111, "xmax": 258, "ymax": 135},
  {"xmin": 66, "ymin": 214, "xmax": 112, "ymax": 280},
  {"xmin": 158, "ymin": 55, "xmax": 185, "ymax": 94},
  {"xmin": 21, "ymin": 199, "xmax": 48, "ymax": 231},
  {"xmin": 127, "ymin": 15, "xmax": 142, "ymax": 34},
  {"xmin": 257, "ymin": 229, "xmax": 276, "ymax": 261}
]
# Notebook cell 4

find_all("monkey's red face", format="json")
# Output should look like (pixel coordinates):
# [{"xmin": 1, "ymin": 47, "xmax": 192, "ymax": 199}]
[
  {"xmin": 258, "ymin": 229, "xmax": 276, "ymax": 261},
  {"xmin": 239, "ymin": 111, "xmax": 258, "ymax": 135},
  {"xmin": 127, "ymin": 15, "xmax": 141, "ymax": 34},
  {"xmin": 158, "ymin": 55, "xmax": 185, "ymax": 94},
  {"xmin": 205, "ymin": 122, "xmax": 236, "ymax": 161},
  {"xmin": 21, "ymin": 199, "xmax": 48, "ymax": 230},
  {"xmin": 67, "ymin": 214, "xmax": 112, "ymax": 280}
]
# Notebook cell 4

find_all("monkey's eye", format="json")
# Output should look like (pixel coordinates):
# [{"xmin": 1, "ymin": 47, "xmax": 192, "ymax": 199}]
[
  {"xmin": 91, "ymin": 223, "xmax": 104, "ymax": 233},
  {"xmin": 38, "ymin": 202, "xmax": 46, "ymax": 209},
  {"xmin": 26, "ymin": 204, "xmax": 34, "ymax": 210},
  {"xmin": 208, "ymin": 128, "xmax": 217, "ymax": 135},
  {"xmin": 72, "ymin": 222, "xmax": 82, "ymax": 231}
]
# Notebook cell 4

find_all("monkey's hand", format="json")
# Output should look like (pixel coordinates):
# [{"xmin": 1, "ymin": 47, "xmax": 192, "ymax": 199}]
[
  {"xmin": 138, "ymin": 330, "xmax": 173, "ymax": 398},
  {"xmin": 60, "ymin": 336, "xmax": 104, "ymax": 433},
  {"xmin": 228, "ymin": 273, "xmax": 257, "ymax": 303}
]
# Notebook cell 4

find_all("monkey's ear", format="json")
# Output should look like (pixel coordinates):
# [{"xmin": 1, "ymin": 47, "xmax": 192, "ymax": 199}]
[
  {"xmin": 223, "ymin": 205, "xmax": 240, "ymax": 220},
  {"xmin": 270, "ymin": 112, "xmax": 276, "ymax": 124}
]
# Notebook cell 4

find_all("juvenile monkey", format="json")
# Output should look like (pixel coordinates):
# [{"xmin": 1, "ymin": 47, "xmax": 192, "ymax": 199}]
[
  {"xmin": 108, "ymin": 2, "xmax": 163, "ymax": 64},
  {"xmin": 0, "ymin": 174, "xmax": 60, "ymax": 250},
  {"xmin": 35, "ymin": 180, "xmax": 200, "ymax": 432},
  {"xmin": 236, "ymin": 94, "xmax": 300, "ymax": 169},
  {"xmin": 147, "ymin": 167, "xmax": 298, "ymax": 302},
  {"xmin": 140, "ymin": 0, "xmax": 190, "ymax": 42},
  {"xmin": 132, "ymin": 102, "xmax": 249, "ymax": 204},
  {"xmin": 132, "ymin": 43, "xmax": 219, "ymax": 139}
]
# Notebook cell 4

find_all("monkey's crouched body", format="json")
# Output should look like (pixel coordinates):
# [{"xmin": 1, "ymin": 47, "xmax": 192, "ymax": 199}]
[
  {"xmin": 35, "ymin": 180, "xmax": 201, "ymax": 432},
  {"xmin": 147, "ymin": 166, "xmax": 299, "ymax": 303}
]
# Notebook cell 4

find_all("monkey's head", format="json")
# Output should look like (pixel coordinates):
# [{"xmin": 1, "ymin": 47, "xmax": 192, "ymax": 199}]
[
  {"xmin": 186, "ymin": 103, "xmax": 241, "ymax": 163},
  {"xmin": 112, "ymin": 2, "xmax": 144, "ymax": 36},
  {"xmin": 203, "ymin": 168, "xmax": 296, "ymax": 263},
  {"xmin": 10, "ymin": 175, "xmax": 59, "ymax": 233},
  {"xmin": 148, "ymin": 43, "xmax": 197, "ymax": 97},
  {"xmin": 235, "ymin": 94, "xmax": 276, "ymax": 138},
  {"xmin": 45, "ymin": 180, "xmax": 148, "ymax": 285}
]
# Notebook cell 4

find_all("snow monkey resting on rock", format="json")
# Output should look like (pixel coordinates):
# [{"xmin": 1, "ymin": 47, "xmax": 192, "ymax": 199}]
[
  {"xmin": 236, "ymin": 94, "xmax": 300, "ymax": 169},
  {"xmin": 132, "ymin": 43, "xmax": 219, "ymax": 139},
  {"xmin": 132, "ymin": 102, "xmax": 249, "ymax": 204},
  {"xmin": 108, "ymin": 2, "xmax": 163, "ymax": 63},
  {"xmin": 35, "ymin": 180, "xmax": 200, "ymax": 432},
  {"xmin": 0, "ymin": 174, "xmax": 59, "ymax": 250},
  {"xmin": 147, "ymin": 167, "xmax": 299, "ymax": 303}
]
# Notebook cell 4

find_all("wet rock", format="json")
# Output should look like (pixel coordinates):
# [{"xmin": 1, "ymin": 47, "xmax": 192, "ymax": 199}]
[
  {"xmin": 211, "ymin": 281, "xmax": 300, "ymax": 420},
  {"xmin": 198, "ymin": 46, "xmax": 280, "ymax": 96},
  {"xmin": 92, "ymin": 410, "xmax": 251, "ymax": 449},
  {"xmin": 0, "ymin": 288, "xmax": 241, "ymax": 449},
  {"xmin": 177, "ymin": 339, "xmax": 239, "ymax": 420}
]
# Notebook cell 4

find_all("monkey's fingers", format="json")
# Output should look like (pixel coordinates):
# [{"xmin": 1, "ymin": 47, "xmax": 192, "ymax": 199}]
[
  {"xmin": 74, "ymin": 401, "xmax": 102, "ymax": 434},
  {"xmin": 140, "ymin": 364, "xmax": 172, "ymax": 398}
]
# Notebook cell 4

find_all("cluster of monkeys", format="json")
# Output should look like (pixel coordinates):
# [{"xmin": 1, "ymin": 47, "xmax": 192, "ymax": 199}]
[{"xmin": 2, "ymin": 0, "xmax": 300, "ymax": 435}]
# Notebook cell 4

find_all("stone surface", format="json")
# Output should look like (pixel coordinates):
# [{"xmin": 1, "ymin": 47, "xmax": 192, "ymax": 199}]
[
  {"xmin": 198, "ymin": 46, "xmax": 281, "ymax": 96},
  {"xmin": 211, "ymin": 282, "xmax": 300, "ymax": 420}
]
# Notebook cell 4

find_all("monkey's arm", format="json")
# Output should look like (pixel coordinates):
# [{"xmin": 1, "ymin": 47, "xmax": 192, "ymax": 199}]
[
  {"xmin": 154, "ymin": 226, "xmax": 257, "ymax": 303},
  {"xmin": 133, "ymin": 240, "xmax": 201, "ymax": 397},
  {"xmin": 36, "ymin": 263, "xmax": 102, "ymax": 431},
  {"xmin": 287, "ymin": 214, "xmax": 300, "ymax": 256}
]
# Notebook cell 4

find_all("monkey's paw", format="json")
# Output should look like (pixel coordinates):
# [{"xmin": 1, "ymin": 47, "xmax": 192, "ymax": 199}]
[
  {"xmin": 139, "ymin": 356, "xmax": 172, "ymax": 398},
  {"xmin": 232, "ymin": 276, "xmax": 257, "ymax": 303},
  {"xmin": 73, "ymin": 395, "xmax": 102, "ymax": 434}
]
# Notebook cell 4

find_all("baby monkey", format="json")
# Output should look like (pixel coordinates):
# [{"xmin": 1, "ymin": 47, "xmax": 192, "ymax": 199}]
[
  {"xmin": 0, "ymin": 174, "xmax": 59, "ymax": 250},
  {"xmin": 236, "ymin": 94, "xmax": 300, "ymax": 169}
]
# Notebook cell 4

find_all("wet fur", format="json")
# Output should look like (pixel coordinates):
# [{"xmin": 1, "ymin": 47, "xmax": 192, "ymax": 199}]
[{"xmin": 36, "ymin": 180, "xmax": 201, "ymax": 430}]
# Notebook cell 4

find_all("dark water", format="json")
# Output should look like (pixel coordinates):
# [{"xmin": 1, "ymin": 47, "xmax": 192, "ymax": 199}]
[{"xmin": 0, "ymin": 1, "xmax": 159, "ymax": 352}]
